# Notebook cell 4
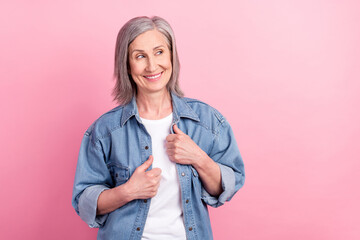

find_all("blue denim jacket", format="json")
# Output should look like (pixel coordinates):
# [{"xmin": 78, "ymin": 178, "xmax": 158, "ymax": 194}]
[{"xmin": 72, "ymin": 92, "xmax": 245, "ymax": 240}]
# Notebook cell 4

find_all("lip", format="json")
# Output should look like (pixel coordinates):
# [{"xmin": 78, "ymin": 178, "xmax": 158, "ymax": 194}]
[{"xmin": 143, "ymin": 72, "xmax": 163, "ymax": 82}]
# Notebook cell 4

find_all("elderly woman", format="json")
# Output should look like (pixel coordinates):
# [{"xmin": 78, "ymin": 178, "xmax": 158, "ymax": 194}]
[{"xmin": 72, "ymin": 16, "xmax": 245, "ymax": 240}]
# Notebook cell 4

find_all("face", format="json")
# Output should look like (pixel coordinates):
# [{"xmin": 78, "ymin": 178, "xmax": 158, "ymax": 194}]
[{"xmin": 128, "ymin": 29, "xmax": 172, "ymax": 96}]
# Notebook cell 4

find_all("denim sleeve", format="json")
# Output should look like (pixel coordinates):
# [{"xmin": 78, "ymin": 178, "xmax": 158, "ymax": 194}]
[
  {"xmin": 72, "ymin": 132, "xmax": 113, "ymax": 228},
  {"xmin": 201, "ymin": 119, "xmax": 245, "ymax": 208}
]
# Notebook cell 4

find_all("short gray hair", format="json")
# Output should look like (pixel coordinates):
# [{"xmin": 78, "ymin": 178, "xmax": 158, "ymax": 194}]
[{"xmin": 113, "ymin": 16, "xmax": 184, "ymax": 105}]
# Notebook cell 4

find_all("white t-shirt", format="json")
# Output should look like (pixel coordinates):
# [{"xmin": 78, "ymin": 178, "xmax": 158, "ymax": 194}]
[{"xmin": 140, "ymin": 113, "xmax": 187, "ymax": 240}]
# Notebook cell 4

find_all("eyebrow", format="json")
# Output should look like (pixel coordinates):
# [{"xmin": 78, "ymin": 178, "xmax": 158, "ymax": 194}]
[{"xmin": 131, "ymin": 45, "xmax": 166, "ymax": 54}]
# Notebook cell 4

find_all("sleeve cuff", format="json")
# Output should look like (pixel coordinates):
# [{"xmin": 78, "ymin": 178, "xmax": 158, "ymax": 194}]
[
  {"xmin": 78, "ymin": 185, "xmax": 110, "ymax": 228},
  {"xmin": 201, "ymin": 163, "xmax": 235, "ymax": 208}
]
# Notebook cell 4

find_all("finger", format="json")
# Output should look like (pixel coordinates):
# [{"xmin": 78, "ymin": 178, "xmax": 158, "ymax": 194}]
[
  {"xmin": 137, "ymin": 155, "xmax": 153, "ymax": 172},
  {"xmin": 168, "ymin": 156, "xmax": 178, "ymax": 164},
  {"xmin": 166, "ymin": 147, "xmax": 174, "ymax": 157},
  {"xmin": 165, "ymin": 142, "xmax": 176, "ymax": 149},
  {"xmin": 152, "ymin": 175, "xmax": 162, "ymax": 186},
  {"xmin": 155, "ymin": 180, "xmax": 161, "ymax": 189},
  {"xmin": 167, "ymin": 152, "xmax": 176, "ymax": 162},
  {"xmin": 148, "ymin": 167, "xmax": 162, "ymax": 177},
  {"xmin": 173, "ymin": 124, "xmax": 184, "ymax": 135},
  {"xmin": 155, "ymin": 174, "xmax": 162, "ymax": 182},
  {"xmin": 166, "ymin": 134, "xmax": 176, "ymax": 142}
]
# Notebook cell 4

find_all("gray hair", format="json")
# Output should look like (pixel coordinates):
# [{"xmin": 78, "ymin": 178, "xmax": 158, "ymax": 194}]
[{"xmin": 113, "ymin": 16, "xmax": 184, "ymax": 105}]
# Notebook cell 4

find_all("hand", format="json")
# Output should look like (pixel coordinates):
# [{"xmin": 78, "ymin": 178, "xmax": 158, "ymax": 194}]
[
  {"xmin": 125, "ymin": 155, "xmax": 161, "ymax": 200},
  {"xmin": 166, "ymin": 125, "xmax": 223, "ymax": 197},
  {"xmin": 165, "ymin": 124, "xmax": 207, "ymax": 167}
]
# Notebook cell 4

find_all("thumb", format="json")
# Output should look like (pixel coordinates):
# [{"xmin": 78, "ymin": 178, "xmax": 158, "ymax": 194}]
[
  {"xmin": 138, "ymin": 155, "xmax": 153, "ymax": 172},
  {"xmin": 173, "ymin": 124, "xmax": 184, "ymax": 135}
]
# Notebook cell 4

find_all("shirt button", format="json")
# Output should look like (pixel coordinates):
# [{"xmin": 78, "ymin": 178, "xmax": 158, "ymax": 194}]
[
  {"xmin": 144, "ymin": 199, "xmax": 147, "ymax": 203},
  {"xmin": 145, "ymin": 146, "xmax": 149, "ymax": 150},
  {"xmin": 186, "ymin": 199, "xmax": 189, "ymax": 203},
  {"xmin": 136, "ymin": 227, "xmax": 141, "ymax": 231},
  {"xmin": 181, "ymin": 172, "xmax": 185, "ymax": 177},
  {"xmin": 189, "ymin": 227, "xmax": 193, "ymax": 231}
]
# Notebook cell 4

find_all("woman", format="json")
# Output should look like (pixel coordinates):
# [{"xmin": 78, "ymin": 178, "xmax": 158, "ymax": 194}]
[{"xmin": 72, "ymin": 16, "xmax": 245, "ymax": 240}]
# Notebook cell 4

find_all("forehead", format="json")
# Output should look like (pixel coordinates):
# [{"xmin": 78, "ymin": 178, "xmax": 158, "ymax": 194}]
[{"xmin": 129, "ymin": 29, "xmax": 169, "ymax": 51}]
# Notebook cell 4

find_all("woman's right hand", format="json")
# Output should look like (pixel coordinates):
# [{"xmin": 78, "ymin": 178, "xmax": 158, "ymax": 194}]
[
  {"xmin": 97, "ymin": 156, "xmax": 161, "ymax": 215},
  {"xmin": 124, "ymin": 155, "xmax": 162, "ymax": 200}
]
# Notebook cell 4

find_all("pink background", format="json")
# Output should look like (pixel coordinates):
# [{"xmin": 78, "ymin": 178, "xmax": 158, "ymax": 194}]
[{"xmin": 1, "ymin": 0, "xmax": 359, "ymax": 239}]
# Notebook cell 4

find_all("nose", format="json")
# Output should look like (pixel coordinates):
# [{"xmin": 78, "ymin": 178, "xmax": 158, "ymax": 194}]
[{"xmin": 145, "ymin": 56, "xmax": 157, "ymax": 72}]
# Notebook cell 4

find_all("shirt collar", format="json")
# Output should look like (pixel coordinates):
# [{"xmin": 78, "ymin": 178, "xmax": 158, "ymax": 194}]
[{"xmin": 120, "ymin": 92, "xmax": 200, "ymax": 127}]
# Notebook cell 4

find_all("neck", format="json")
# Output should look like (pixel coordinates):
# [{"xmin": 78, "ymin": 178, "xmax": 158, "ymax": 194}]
[{"xmin": 136, "ymin": 90, "xmax": 173, "ymax": 120}]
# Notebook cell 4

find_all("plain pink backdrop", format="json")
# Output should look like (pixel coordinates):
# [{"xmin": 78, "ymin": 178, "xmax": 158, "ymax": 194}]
[{"xmin": 1, "ymin": 1, "xmax": 359, "ymax": 239}]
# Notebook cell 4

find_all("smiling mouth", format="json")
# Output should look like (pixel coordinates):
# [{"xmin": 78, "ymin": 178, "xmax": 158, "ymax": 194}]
[{"xmin": 143, "ymin": 72, "xmax": 163, "ymax": 80}]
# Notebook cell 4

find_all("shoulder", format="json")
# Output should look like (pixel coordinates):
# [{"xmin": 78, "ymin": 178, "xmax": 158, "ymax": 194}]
[
  {"xmin": 85, "ymin": 105, "xmax": 125, "ymax": 141},
  {"xmin": 183, "ymin": 96, "xmax": 225, "ymax": 122},
  {"xmin": 182, "ymin": 96, "xmax": 226, "ymax": 130}
]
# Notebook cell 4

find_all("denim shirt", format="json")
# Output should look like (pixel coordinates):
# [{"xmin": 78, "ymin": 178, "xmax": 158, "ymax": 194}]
[{"xmin": 72, "ymin": 92, "xmax": 245, "ymax": 240}]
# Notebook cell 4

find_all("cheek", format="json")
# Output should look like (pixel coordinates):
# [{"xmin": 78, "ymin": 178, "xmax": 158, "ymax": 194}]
[
  {"xmin": 129, "ymin": 60, "xmax": 144, "ymax": 76},
  {"xmin": 160, "ymin": 53, "xmax": 172, "ymax": 70},
  {"xmin": 161, "ymin": 58, "xmax": 172, "ymax": 71}
]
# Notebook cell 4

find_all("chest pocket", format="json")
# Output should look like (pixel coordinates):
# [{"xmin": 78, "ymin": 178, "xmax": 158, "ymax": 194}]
[{"xmin": 107, "ymin": 163, "xmax": 130, "ymax": 187}]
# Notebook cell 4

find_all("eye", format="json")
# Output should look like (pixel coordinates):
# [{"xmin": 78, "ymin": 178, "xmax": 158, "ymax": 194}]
[
  {"xmin": 156, "ymin": 50, "xmax": 163, "ymax": 55},
  {"xmin": 136, "ymin": 54, "xmax": 145, "ymax": 59}
]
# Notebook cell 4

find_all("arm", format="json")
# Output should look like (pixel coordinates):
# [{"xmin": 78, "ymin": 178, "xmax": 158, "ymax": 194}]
[
  {"xmin": 96, "ymin": 183, "xmax": 132, "ymax": 215},
  {"xmin": 205, "ymin": 118, "xmax": 245, "ymax": 207},
  {"xmin": 166, "ymin": 121, "xmax": 245, "ymax": 207},
  {"xmin": 192, "ymin": 153, "xmax": 222, "ymax": 197},
  {"xmin": 72, "ymin": 133, "xmax": 112, "ymax": 228},
  {"xmin": 72, "ymin": 132, "xmax": 161, "ymax": 226}
]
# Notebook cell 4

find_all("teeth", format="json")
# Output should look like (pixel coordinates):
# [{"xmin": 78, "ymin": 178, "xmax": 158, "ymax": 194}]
[{"xmin": 145, "ymin": 73, "xmax": 161, "ymax": 79}]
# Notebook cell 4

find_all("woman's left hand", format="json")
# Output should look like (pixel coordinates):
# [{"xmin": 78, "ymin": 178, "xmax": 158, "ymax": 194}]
[
  {"xmin": 166, "ymin": 124, "xmax": 223, "ymax": 196},
  {"xmin": 165, "ymin": 124, "xmax": 207, "ymax": 167}
]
